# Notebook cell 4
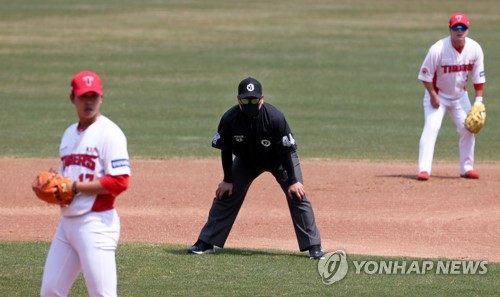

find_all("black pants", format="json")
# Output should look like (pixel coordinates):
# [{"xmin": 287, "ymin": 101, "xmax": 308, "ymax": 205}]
[{"xmin": 198, "ymin": 152, "xmax": 321, "ymax": 251}]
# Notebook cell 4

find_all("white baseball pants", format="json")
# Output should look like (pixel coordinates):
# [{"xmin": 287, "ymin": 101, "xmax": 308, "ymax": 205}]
[
  {"xmin": 40, "ymin": 209, "xmax": 120, "ymax": 297},
  {"xmin": 418, "ymin": 92, "xmax": 475, "ymax": 175}
]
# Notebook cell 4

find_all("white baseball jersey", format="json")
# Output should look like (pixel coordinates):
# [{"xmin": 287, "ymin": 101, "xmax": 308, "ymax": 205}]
[
  {"xmin": 59, "ymin": 115, "xmax": 130, "ymax": 217},
  {"xmin": 418, "ymin": 36, "xmax": 485, "ymax": 100}
]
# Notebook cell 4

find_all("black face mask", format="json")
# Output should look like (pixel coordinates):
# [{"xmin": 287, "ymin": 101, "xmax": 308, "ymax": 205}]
[{"xmin": 241, "ymin": 104, "xmax": 260, "ymax": 118}]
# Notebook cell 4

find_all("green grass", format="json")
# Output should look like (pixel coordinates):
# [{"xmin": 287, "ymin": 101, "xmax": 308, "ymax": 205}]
[
  {"xmin": 1, "ymin": 1, "xmax": 500, "ymax": 296},
  {"xmin": 1, "ymin": 241, "xmax": 498, "ymax": 297},
  {"xmin": 1, "ymin": 0, "xmax": 499, "ymax": 160}
]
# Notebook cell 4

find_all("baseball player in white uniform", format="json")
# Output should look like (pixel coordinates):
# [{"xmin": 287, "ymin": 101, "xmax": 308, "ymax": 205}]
[
  {"xmin": 417, "ymin": 13, "xmax": 486, "ymax": 181},
  {"xmin": 40, "ymin": 71, "xmax": 131, "ymax": 297}
]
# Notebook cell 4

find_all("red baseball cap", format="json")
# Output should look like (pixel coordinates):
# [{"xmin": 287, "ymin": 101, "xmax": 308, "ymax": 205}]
[
  {"xmin": 71, "ymin": 70, "xmax": 103, "ymax": 96},
  {"xmin": 449, "ymin": 13, "xmax": 470, "ymax": 28}
]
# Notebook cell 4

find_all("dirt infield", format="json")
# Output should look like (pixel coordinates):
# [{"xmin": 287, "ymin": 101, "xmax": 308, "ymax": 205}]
[{"xmin": 1, "ymin": 158, "xmax": 499, "ymax": 262}]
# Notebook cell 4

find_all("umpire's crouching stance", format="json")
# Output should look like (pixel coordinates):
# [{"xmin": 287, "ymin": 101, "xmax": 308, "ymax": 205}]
[{"xmin": 188, "ymin": 77, "xmax": 324, "ymax": 259}]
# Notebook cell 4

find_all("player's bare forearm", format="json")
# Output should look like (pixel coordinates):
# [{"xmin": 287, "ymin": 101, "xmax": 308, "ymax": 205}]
[
  {"xmin": 422, "ymin": 81, "xmax": 440, "ymax": 108},
  {"xmin": 473, "ymin": 83, "xmax": 484, "ymax": 101},
  {"xmin": 475, "ymin": 90, "xmax": 483, "ymax": 99}
]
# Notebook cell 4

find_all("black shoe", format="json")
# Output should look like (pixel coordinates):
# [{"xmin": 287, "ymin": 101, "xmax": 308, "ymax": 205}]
[
  {"xmin": 309, "ymin": 245, "xmax": 325, "ymax": 259},
  {"xmin": 187, "ymin": 240, "xmax": 215, "ymax": 255}
]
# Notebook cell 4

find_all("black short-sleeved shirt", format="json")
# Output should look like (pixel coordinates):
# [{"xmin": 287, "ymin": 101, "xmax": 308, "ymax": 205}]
[{"xmin": 212, "ymin": 103, "xmax": 298, "ymax": 170}]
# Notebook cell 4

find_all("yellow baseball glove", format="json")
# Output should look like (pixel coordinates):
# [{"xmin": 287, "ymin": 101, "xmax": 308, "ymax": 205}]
[
  {"xmin": 32, "ymin": 169, "xmax": 75, "ymax": 206},
  {"xmin": 464, "ymin": 103, "xmax": 486, "ymax": 134}
]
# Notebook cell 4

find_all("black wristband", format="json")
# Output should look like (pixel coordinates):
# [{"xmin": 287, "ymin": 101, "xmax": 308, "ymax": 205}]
[{"xmin": 72, "ymin": 182, "xmax": 78, "ymax": 195}]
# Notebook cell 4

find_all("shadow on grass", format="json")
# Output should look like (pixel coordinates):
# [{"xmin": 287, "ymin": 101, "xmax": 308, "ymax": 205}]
[{"xmin": 166, "ymin": 247, "xmax": 308, "ymax": 259}]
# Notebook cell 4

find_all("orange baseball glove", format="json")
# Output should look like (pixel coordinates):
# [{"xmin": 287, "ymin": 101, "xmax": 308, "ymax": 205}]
[{"xmin": 32, "ymin": 170, "xmax": 75, "ymax": 206}]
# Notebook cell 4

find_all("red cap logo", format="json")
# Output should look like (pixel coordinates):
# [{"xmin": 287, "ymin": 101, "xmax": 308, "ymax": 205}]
[{"xmin": 82, "ymin": 76, "xmax": 95, "ymax": 87}]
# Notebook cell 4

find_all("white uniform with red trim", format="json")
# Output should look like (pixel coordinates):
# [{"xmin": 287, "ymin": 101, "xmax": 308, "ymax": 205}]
[
  {"xmin": 41, "ymin": 115, "xmax": 130, "ymax": 297},
  {"xmin": 418, "ymin": 36, "xmax": 485, "ymax": 175}
]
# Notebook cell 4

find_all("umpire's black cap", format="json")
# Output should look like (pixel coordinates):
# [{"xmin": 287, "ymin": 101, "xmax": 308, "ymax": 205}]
[{"xmin": 238, "ymin": 77, "xmax": 262, "ymax": 98}]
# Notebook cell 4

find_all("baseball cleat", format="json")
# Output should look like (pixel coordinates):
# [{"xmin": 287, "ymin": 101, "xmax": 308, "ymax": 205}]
[
  {"xmin": 417, "ymin": 171, "xmax": 429, "ymax": 181},
  {"xmin": 309, "ymin": 245, "xmax": 325, "ymax": 260},
  {"xmin": 461, "ymin": 170, "xmax": 479, "ymax": 179},
  {"xmin": 187, "ymin": 240, "xmax": 215, "ymax": 254}
]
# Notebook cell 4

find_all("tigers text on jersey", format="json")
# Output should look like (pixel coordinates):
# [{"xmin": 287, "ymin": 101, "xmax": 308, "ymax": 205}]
[
  {"xmin": 59, "ymin": 115, "xmax": 130, "ymax": 217},
  {"xmin": 418, "ymin": 36, "xmax": 485, "ymax": 100},
  {"xmin": 212, "ymin": 103, "xmax": 297, "ymax": 170}
]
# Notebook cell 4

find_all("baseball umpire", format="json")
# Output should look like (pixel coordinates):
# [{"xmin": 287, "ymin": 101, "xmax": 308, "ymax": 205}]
[{"xmin": 187, "ymin": 77, "xmax": 324, "ymax": 259}]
